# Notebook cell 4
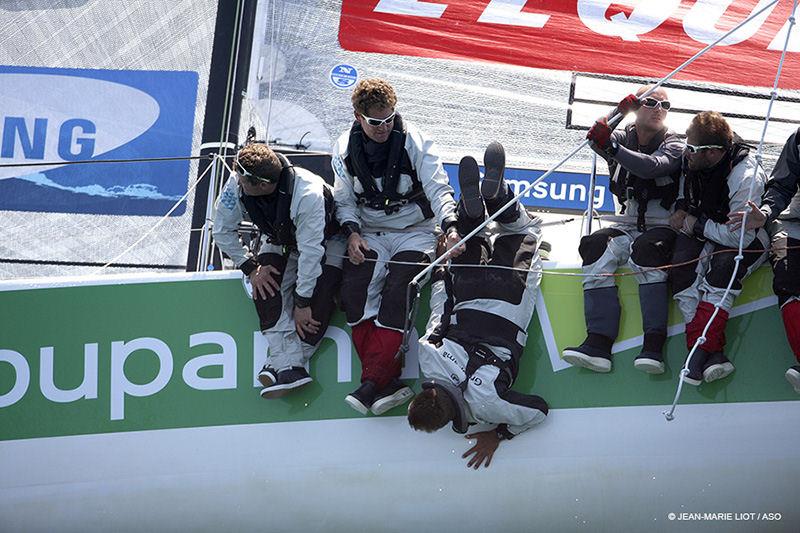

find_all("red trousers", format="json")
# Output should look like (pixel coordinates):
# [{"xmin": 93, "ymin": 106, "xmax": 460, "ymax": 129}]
[
  {"xmin": 782, "ymin": 300, "xmax": 800, "ymax": 363},
  {"xmin": 686, "ymin": 301, "xmax": 729, "ymax": 352},
  {"xmin": 351, "ymin": 320, "xmax": 403, "ymax": 389}
]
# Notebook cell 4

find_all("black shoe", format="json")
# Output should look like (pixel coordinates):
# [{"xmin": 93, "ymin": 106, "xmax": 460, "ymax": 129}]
[
  {"xmin": 260, "ymin": 367, "xmax": 312, "ymax": 399},
  {"xmin": 634, "ymin": 351, "xmax": 665, "ymax": 374},
  {"xmin": 458, "ymin": 156, "xmax": 484, "ymax": 221},
  {"xmin": 481, "ymin": 141, "xmax": 506, "ymax": 201},
  {"xmin": 563, "ymin": 336, "xmax": 613, "ymax": 373},
  {"xmin": 538, "ymin": 241, "xmax": 552, "ymax": 261},
  {"xmin": 257, "ymin": 365, "xmax": 278, "ymax": 388},
  {"xmin": 345, "ymin": 381, "xmax": 378, "ymax": 415},
  {"xmin": 370, "ymin": 379, "xmax": 414, "ymax": 415},
  {"xmin": 681, "ymin": 349, "xmax": 710, "ymax": 386},
  {"xmin": 785, "ymin": 365, "xmax": 800, "ymax": 393},
  {"xmin": 703, "ymin": 352, "xmax": 735, "ymax": 383}
]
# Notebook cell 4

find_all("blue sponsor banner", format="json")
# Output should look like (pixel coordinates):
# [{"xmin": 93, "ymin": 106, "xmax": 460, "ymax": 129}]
[
  {"xmin": 0, "ymin": 66, "xmax": 198, "ymax": 216},
  {"xmin": 443, "ymin": 163, "xmax": 615, "ymax": 214}
]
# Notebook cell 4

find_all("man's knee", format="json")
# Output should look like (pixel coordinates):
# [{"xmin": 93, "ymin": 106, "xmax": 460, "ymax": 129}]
[
  {"xmin": 772, "ymin": 237, "xmax": 800, "ymax": 305},
  {"xmin": 254, "ymin": 293, "xmax": 283, "ymax": 331},
  {"xmin": 377, "ymin": 251, "xmax": 430, "ymax": 329},
  {"xmin": 578, "ymin": 228, "xmax": 625, "ymax": 266},
  {"xmin": 630, "ymin": 228, "xmax": 676, "ymax": 268},
  {"xmin": 301, "ymin": 264, "xmax": 344, "ymax": 346},
  {"xmin": 341, "ymin": 249, "xmax": 379, "ymax": 323}
]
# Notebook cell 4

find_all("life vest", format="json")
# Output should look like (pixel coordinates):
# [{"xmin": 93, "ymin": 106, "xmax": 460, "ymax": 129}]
[
  {"xmin": 240, "ymin": 153, "xmax": 338, "ymax": 248},
  {"xmin": 608, "ymin": 124, "xmax": 681, "ymax": 231},
  {"xmin": 683, "ymin": 140, "xmax": 751, "ymax": 224},
  {"xmin": 344, "ymin": 113, "xmax": 434, "ymax": 218}
]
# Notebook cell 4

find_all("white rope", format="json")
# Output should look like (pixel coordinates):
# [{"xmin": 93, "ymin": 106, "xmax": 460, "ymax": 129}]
[
  {"xmin": 265, "ymin": 0, "xmax": 278, "ymax": 142},
  {"xmin": 664, "ymin": 0, "xmax": 798, "ymax": 422},
  {"xmin": 94, "ymin": 155, "xmax": 218, "ymax": 274}
]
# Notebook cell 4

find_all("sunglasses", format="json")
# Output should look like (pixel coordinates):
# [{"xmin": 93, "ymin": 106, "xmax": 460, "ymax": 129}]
[
  {"xmin": 641, "ymin": 97, "xmax": 671, "ymax": 111},
  {"xmin": 685, "ymin": 143, "xmax": 724, "ymax": 154},
  {"xmin": 361, "ymin": 111, "xmax": 396, "ymax": 127}
]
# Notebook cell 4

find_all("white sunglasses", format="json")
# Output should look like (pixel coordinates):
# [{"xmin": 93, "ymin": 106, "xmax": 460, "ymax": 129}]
[
  {"xmin": 685, "ymin": 143, "xmax": 724, "ymax": 154},
  {"xmin": 361, "ymin": 111, "xmax": 396, "ymax": 127}
]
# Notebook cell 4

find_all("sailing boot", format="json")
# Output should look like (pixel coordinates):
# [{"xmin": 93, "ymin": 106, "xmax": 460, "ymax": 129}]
[
  {"xmin": 481, "ymin": 141, "xmax": 520, "ymax": 224},
  {"xmin": 634, "ymin": 282, "xmax": 669, "ymax": 374},
  {"xmin": 260, "ymin": 367, "xmax": 313, "ymax": 399},
  {"xmin": 345, "ymin": 380, "xmax": 378, "ymax": 415},
  {"xmin": 562, "ymin": 286, "xmax": 620, "ymax": 373},
  {"xmin": 370, "ymin": 378, "xmax": 415, "ymax": 415},
  {"xmin": 257, "ymin": 365, "xmax": 278, "ymax": 388},
  {"xmin": 457, "ymin": 156, "xmax": 485, "ymax": 234},
  {"xmin": 681, "ymin": 349, "xmax": 710, "ymax": 386},
  {"xmin": 785, "ymin": 366, "xmax": 800, "ymax": 394},
  {"xmin": 634, "ymin": 332, "xmax": 666, "ymax": 374},
  {"xmin": 703, "ymin": 352, "xmax": 735, "ymax": 383},
  {"xmin": 538, "ymin": 240, "xmax": 552, "ymax": 261}
]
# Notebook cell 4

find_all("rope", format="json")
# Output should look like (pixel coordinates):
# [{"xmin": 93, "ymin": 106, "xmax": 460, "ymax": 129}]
[
  {"xmin": 0, "ymin": 155, "xmax": 212, "ymax": 169},
  {"xmin": 663, "ymin": 0, "xmax": 798, "ymax": 422},
  {"xmin": 265, "ymin": 0, "xmax": 278, "ymax": 142},
  {"xmin": 326, "ymin": 243, "xmax": 795, "ymax": 278},
  {"xmin": 93, "ymin": 154, "xmax": 218, "ymax": 273}
]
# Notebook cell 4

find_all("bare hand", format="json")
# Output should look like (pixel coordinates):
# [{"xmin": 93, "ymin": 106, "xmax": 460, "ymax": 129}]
[
  {"xmin": 347, "ymin": 233, "xmax": 370, "ymax": 265},
  {"xmin": 462, "ymin": 430, "xmax": 500, "ymax": 469},
  {"xmin": 669, "ymin": 209, "xmax": 687, "ymax": 231},
  {"xmin": 444, "ymin": 229, "xmax": 466, "ymax": 259},
  {"xmin": 681, "ymin": 214, "xmax": 698, "ymax": 236},
  {"xmin": 250, "ymin": 264, "xmax": 281, "ymax": 300},
  {"xmin": 727, "ymin": 201, "xmax": 766, "ymax": 231},
  {"xmin": 294, "ymin": 305, "xmax": 321, "ymax": 340}
]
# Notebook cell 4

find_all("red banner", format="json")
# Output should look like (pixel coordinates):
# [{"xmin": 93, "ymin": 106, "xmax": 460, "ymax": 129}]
[{"xmin": 339, "ymin": 0, "xmax": 799, "ymax": 89}]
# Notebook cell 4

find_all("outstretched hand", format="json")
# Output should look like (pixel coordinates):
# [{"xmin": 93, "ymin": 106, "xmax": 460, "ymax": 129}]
[
  {"xmin": 727, "ymin": 201, "xmax": 766, "ymax": 231},
  {"xmin": 462, "ymin": 430, "xmax": 500, "ymax": 469}
]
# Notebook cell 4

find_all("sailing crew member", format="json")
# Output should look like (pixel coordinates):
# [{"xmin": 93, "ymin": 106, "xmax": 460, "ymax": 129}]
[
  {"xmin": 728, "ymin": 127, "xmax": 800, "ymax": 393},
  {"xmin": 562, "ymin": 86, "xmax": 683, "ymax": 374},
  {"xmin": 213, "ymin": 140, "xmax": 344, "ymax": 398},
  {"xmin": 669, "ymin": 111, "xmax": 768, "ymax": 386},
  {"xmin": 407, "ymin": 143, "xmax": 548, "ymax": 469},
  {"xmin": 332, "ymin": 78, "xmax": 463, "ymax": 415}
]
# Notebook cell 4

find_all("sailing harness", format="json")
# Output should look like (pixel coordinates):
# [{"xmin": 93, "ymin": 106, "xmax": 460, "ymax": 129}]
[
  {"xmin": 683, "ymin": 140, "xmax": 751, "ymax": 224},
  {"xmin": 345, "ymin": 113, "xmax": 435, "ymax": 218},
  {"xmin": 420, "ymin": 268, "xmax": 520, "ymax": 435},
  {"xmin": 608, "ymin": 124, "xmax": 681, "ymax": 231},
  {"xmin": 239, "ymin": 153, "xmax": 338, "ymax": 249}
]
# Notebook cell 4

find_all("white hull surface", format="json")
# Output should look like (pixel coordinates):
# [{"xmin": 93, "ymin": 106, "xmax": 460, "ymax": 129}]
[{"xmin": 2, "ymin": 401, "xmax": 797, "ymax": 532}]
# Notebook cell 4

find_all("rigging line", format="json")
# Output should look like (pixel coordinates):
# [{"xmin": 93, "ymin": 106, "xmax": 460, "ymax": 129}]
[
  {"xmin": 265, "ymin": 0, "xmax": 278, "ymax": 142},
  {"xmin": 325, "ymin": 244, "xmax": 790, "ymax": 278},
  {"xmin": 217, "ymin": 0, "xmax": 245, "ymax": 151},
  {"xmin": 664, "ymin": 0, "xmax": 798, "ymax": 422},
  {"xmin": 94, "ymin": 154, "xmax": 218, "ymax": 274},
  {"xmin": 409, "ymin": 0, "xmax": 782, "ymax": 293},
  {"xmin": 0, "ymin": 155, "xmax": 212, "ymax": 169}
]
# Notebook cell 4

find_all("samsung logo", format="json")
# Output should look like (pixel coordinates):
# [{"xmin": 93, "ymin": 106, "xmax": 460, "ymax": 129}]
[{"xmin": 0, "ymin": 73, "xmax": 159, "ymax": 179}]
